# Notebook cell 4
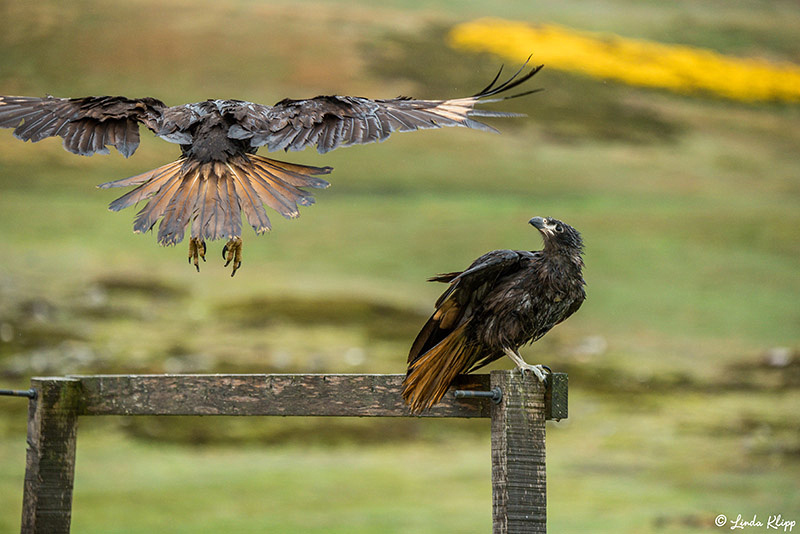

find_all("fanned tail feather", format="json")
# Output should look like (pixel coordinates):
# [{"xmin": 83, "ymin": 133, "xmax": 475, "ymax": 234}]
[
  {"xmin": 131, "ymin": 173, "xmax": 184, "ymax": 235},
  {"xmin": 159, "ymin": 170, "xmax": 202, "ymax": 245},
  {"xmin": 402, "ymin": 322, "xmax": 480, "ymax": 413},
  {"xmin": 98, "ymin": 154, "xmax": 331, "ymax": 246},
  {"xmin": 228, "ymin": 160, "xmax": 273, "ymax": 235},
  {"xmin": 256, "ymin": 157, "xmax": 333, "ymax": 185},
  {"xmin": 190, "ymin": 174, "xmax": 214, "ymax": 240},
  {"xmin": 101, "ymin": 162, "xmax": 185, "ymax": 217},
  {"xmin": 218, "ymin": 174, "xmax": 242, "ymax": 242}
]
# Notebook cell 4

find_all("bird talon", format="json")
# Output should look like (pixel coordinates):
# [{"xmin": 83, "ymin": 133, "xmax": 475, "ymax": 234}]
[
  {"xmin": 223, "ymin": 237, "xmax": 243, "ymax": 276},
  {"xmin": 188, "ymin": 238, "xmax": 206, "ymax": 273},
  {"xmin": 519, "ymin": 364, "xmax": 550, "ymax": 383},
  {"xmin": 503, "ymin": 348, "xmax": 550, "ymax": 383}
]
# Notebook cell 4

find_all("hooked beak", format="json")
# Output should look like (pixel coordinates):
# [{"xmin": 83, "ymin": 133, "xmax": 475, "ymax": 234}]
[{"xmin": 529, "ymin": 216, "xmax": 545, "ymax": 230}]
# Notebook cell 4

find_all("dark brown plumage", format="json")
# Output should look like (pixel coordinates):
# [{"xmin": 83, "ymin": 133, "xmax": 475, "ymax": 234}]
[
  {"xmin": 402, "ymin": 216, "xmax": 585, "ymax": 413},
  {"xmin": 0, "ymin": 62, "xmax": 542, "ymax": 275}
]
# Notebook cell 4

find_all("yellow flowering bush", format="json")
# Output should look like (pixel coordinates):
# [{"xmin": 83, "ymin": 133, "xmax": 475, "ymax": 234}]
[{"xmin": 449, "ymin": 18, "xmax": 800, "ymax": 102}]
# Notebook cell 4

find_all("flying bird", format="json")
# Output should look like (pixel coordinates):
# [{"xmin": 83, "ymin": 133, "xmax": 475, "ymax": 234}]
[
  {"xmin": 402, "ymin": 216, "xmax": 585, "ymax": 413},
  {"xmin": 0, "ymin": 62, "xmax": 542, "ymax": 276}
]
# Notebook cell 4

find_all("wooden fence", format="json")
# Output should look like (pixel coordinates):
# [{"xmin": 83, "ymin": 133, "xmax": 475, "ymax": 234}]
[{"xmin": 19, "ymin": 370, "xmax": 567, "ymax": 534}]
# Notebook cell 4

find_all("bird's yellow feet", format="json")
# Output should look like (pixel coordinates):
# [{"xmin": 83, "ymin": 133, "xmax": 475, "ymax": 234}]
[
  {"xmin": 188, "ymin": 238, "xmax": 206, "ymax": 272},
  {"xmin": 222, "ymin": 237, "xmax": 243, "ymax": 277}
]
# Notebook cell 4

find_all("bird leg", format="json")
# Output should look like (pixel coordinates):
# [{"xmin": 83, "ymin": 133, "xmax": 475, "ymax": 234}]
[
  {"xmin": 222, "ymin": 237, "xmax": 243, "ymax": 277},
  {"xmin": 503, "ymin": 347, "xmax": 549, "ymax": 383},
  {"xmin": 188, "ymin": 238, "xmax": 206, "ymax": 272}
]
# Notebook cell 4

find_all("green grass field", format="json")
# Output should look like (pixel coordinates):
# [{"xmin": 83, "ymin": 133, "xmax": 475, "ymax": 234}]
[{"xmin": 1, "ymin": 0, "xmax": 798, "ymax": 532}]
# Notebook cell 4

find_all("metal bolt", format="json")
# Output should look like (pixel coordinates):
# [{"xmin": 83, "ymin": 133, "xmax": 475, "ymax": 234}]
[
  {"xmin": 0, "ymin": 388, "xmax": 37, "ymax": 399},
  {"xmin": 453, "ymin": 386, "xmax": 503, "ymax": 404}
]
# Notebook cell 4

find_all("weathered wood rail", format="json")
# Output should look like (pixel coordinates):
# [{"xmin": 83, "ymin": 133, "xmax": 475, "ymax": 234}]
[{"xmin": 19, "ymin": 371, "xmax": 567, "ymax": 534}]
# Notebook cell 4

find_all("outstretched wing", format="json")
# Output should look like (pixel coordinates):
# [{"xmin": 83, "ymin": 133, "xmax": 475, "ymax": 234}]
[
  {"xmin": 0, "ymin": 95, "xmax": 166, "ymax": 157},
  {"xmin": 228, "ymin": 61, "xmax": 543, "ymax": 154}
]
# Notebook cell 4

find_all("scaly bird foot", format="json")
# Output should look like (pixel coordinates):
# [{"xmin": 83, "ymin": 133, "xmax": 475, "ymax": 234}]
[
  {"xmin": 188, "ymin": 238, "xmax": 206, "ymax": 272},
  {"xmin": 222, "ymin": 237, "xmax": 243, "ymax": 277},
  {"xmin": 503, "ymin": 347, "xmax": 550, "ymax": 383},
  {"xmin": 516, "ymin": 363, "xmax": 550, "ymax": 383}
]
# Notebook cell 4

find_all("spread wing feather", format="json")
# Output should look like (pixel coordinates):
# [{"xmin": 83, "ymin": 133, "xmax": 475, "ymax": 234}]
[
  {"xmin": 0, "ymin": 95, "xmax": 166, "ymax": 157},
  {"xmin": 229, "ymin": 61, "xmax": 542, "ymax": 155}
]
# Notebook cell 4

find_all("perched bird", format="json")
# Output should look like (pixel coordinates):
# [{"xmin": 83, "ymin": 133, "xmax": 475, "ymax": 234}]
[
  {"xmin": 0, "ymin": 62, "xmax": 542, "ymax": 276},
  {"xmin": 402, "ymin": 216, "xmax": 585, "ymax": 413}
]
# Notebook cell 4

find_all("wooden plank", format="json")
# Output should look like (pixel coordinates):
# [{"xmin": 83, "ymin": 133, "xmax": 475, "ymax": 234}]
[
  {"xmin": 69, "ymin": 374, "xmax": 493, "ymax": 418},
  {"xmin": 490, "ymin": 370, "xmax": 547, "ymax": 534},
  {"xmin": 21, "ymin": 378, "xmax": 81, "ymax": 534}
]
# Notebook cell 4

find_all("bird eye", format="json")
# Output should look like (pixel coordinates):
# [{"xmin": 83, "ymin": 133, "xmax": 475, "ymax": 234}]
[{"xmin": 556, "ymin": 224, "xmax": 564, "ymax": 233}]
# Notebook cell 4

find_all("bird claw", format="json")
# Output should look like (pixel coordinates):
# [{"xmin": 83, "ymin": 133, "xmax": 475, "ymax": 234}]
[
  {"xmin": 188, "ymin": 238, "xmax": 206, "ymax": 272},
  {"xmin": 517, "ymin": 363, "xmax": 550, "ymax": 383},
  {"xmin": 503, "ymin": 348, "xmax": 550, "ymax": 383},
  {"xmin": 222, "ymin": 237, "xmax": 243, "ymax": 277}
]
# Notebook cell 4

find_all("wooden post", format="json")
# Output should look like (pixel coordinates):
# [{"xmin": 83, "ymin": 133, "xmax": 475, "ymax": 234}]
[
  {"xmin": 490, "ymin": 370, "xmax": 547, "ymax": 533},
  {"xmin": 21, "ymin": 378, "xmax": 81, "ymax": 534}
]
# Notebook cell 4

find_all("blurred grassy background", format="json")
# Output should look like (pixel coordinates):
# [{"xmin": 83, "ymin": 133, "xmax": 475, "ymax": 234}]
[{"xmin": 0, "ymin": 0, "xmax": 798, "ymax": 532}]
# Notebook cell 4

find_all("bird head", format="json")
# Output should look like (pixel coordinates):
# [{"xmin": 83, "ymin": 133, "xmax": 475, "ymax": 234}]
[{"xmin": 529, "ymin": 216, "xmax": 583, "ymax": 253}]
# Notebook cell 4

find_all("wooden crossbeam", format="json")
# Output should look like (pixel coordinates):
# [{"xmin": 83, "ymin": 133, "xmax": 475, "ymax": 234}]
[{"xmin": 69, "ymin": 373, "xmax": 493, "ymax": 417}]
